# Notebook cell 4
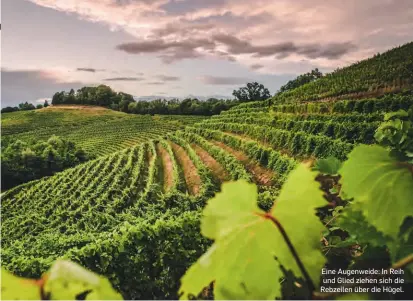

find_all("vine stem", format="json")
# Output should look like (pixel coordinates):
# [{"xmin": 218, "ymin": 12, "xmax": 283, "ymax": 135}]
[
  {"xmin": 313, "ymin": 253, "xmax": 413, "ymax": 299},
  {"xmin": 258, "ymin": 212, "xmax": 316, "ymax": 294},
  {"xmin": 397, "ymin": 161, "xmax": 413, "ymax": 175}
]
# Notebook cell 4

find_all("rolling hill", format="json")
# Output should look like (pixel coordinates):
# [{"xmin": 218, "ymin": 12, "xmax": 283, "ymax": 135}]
[
  {"xmin": 2, "ymin": 43, "xmax": 413, "ymax": 299},
  {"xmin": 1, "ymin": 105, "xmax": 208, "ymax": 157},
  {"xmin": 272, "ymin": 41, "xmax": 413, "ymax": 103}
]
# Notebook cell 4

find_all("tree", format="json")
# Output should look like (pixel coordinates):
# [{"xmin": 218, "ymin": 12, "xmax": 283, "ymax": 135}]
[
  {"xmin": 66, "ymin": 89, "xmax": 76, "ymax": 104},
  {"xmin": 36, "ymin": 104, "xmax": 43, "ymax": 109},
  {"xmin": 52, "ymin": 91, "xmax": 65, "ymax": 105},
  {"xmin": 1, "ymin": 106, "xmax": 19, "ymax": 113},
  {"xmin": 44, "ymin": 100, "xmax": 49, "ymax": 107},
  {"xmin": 95, "ymin": 85, "xmax": 115, "ymax": 106},
  {"xmin": 278, "ymin": 68, "xmax": 323, "ymax": 94},
  {"xmin": 116, "ymin": 92, "xmax": 135, "ymax": 112},
  {"xmin": 232, "ymin": 82, "xmax": 271, "ymax": 102},
  {"xmin": 211, "ymin": 102, "xmax": 227, "ymax": 115},
  {"xmin": 150, "ymin": 99, "xmax": 168, "ymax": 115},
  {"xmin": 118, "ymin": 92, "xmax": 134, "ymax": 103},
  {"xmin": 18, "ymin": 102, "xmax": 36, "ymax": 110},
  {"xmin": 1, "ymin": 136, "xmax": 90, "ymax": 190},
  {"xmin": 76, "ymin": 87, "xmax": 94, "ymax": 105},
  {"xmin": 127, "ymin": 102, "xmax": 137, "ymax": 113}
]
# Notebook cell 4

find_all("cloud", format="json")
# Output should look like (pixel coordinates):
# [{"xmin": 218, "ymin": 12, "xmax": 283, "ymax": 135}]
[
  {"xmin": 1, "ymin": 68, "xmax": 87, "ymax": 107},
  {"xmin": 76, "ymin": 67, "xmax": 105, "ymax": 72},
  {"xmin": 116, "ymin": 40, "xmax": 177, "ymax": 54},
  {"xmin": 103, "ymin": 77, "xmax": 144, "ymax": 81},
  {"xmin": 215, "ymin": 50, "xmax": 237, "ymax": 62},
  {"xmin": 116, "ymin": 34, "xmax": 356, "ymax": 66},
  {"xmin": 199, "ymin": 76, "xmax": 251, "ymax": 85},
  {"xmin": 28, "ymin": 0, "xmax": 413, "ymax": 72},
  {"xmin": 152, "ymin": 22, "xmax": 216, "ymax": 38},
  {"xmin": 156, "ymin": 75, "xmax": 180, "ymax": 81},
  {"xmin": 250, "ymin": 64, "xmax": 264, "ymax": 70},
  {"xmin": 214, "ymin": 34, "xmax": 357, "ymax": 59},
  {"xmin": 112, "ymin": 0, "xmax": 163, "ymax": 7},
  {"xmin": 116, "ymin": 38, "xmax": 215, "ymax": 63},
  {"xmin": 146, "ymin": 81, "xmax": 165, "ymax": 85},
  {"xmin": 160, "ymin": 0, "xmax": 227, "ymax": 15},
  {"xmin": 297, "ymin": 42, "xmax": 357, "ymax": 60}
]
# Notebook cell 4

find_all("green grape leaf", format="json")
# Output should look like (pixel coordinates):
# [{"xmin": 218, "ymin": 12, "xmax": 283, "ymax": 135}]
[
  {"xmin": 337, "ymin": 204, "xmax": 392, "ymax": 247},
  {"xmin": 180, "ymin": 180, "xmax": 283, "ymax": 300},
  {"xmin": 1, "ymin": 268, "xmax": 41, "ymax": 300},
  {"xmin": 200, "ymin": 179, "xmax": 261, "ymax": 240},
  {"xmin": 180, "ymin": 164, "xmax": 326, "ymax": 300},
  {"xmin": 339, "ymin": 145, "xmax": 413, "ymax": 239},
  {"xmin": 375, "ymin": 119, "xmax": 409, "ymax": 146},
  {"xmin": 313, "ymin": 157, "xmax": 342, "ymax": 175},
  {"xmin": 384, "ymin": 110, "xmax": 409, "ymax": 121},
  {"xmin": 388, "ymin": 217, "xmax": 413, "ymax": 276},
  {"xmin": 43, "ymin": 260, "xmax": 123, "ymax": 300},
  {"xmin": 273, "ymin": 164, "xmax": 327, "ymax": 286}
]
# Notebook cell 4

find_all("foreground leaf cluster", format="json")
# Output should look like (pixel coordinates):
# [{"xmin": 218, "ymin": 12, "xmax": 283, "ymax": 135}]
[
  {"xmin": 1, "ymin": 260, "xmax": 122, "ymax": 300},
  {"xmin": 180, "ymin": 165, "xmax": 326, "ymax": 299},
  {"xmin": 180, "ymin": 140, "xmax": 413, "ymax": 299}
]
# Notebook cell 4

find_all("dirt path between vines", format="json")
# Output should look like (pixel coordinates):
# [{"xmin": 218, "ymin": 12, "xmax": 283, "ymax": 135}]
[
  {"xmin": 212, "ymin": 141, "xmax": 275, "ymax": 186},
  {"xmin": 170, "ymin": 142, "xmax": 201, "ymax": 196},
  {"xmin": 191, "ymin": 144, "xmax": 230, "ymax": 182},
  {"xmin": 157, "ymin": 144, "xmax": 174, "ymax": 193}
]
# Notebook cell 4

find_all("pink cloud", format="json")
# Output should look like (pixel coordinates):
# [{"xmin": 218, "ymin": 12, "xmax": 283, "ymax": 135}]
[{"xmin": 28, "ymin": 0, "xmax": 413, "ymax": 73}]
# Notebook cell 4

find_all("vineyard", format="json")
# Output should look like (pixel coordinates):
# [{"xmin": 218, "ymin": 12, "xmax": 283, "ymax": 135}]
[
  {"xmin": 3, "ymin": 92, "xmax": 413, "ymax": 298},
  {"xmin": 1, "ymin": 106, "xmax": 207, "ymax": 157},
  {"xmin": 272, "ymin": 42, "xmax": 413, "ymax": 103},
  {"xmin": 2, "ymin": 43, "xmax": 413, "ymax": 300}
]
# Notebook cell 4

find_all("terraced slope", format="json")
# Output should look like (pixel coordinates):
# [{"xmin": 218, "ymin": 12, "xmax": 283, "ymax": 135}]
[
  {"xmin": 271, "ymin": 42, "xmax": 413, "ymax": 103},
  {"xmin": 3, "ymin": 91, "xmax": 412, "ymax": 299},
  {"xmin": 1, "ymin": 106, "xmax": 208, "ymax": 157}
]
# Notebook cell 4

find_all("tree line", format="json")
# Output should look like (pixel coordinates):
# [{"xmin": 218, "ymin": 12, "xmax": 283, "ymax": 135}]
[
  {"xmin": 278, "ymin": 68, "xmax": 323, "ymax": 93},
  {"xmin": 49, "ymin": 82, "xmax": 275, "ymax": 115},
  {"xmin": 1, "ymin": 100, "xmax": 50, "ymax": 113},
  {"xmin": 1, "ymin": 71, "xmax": 324, "ymax": 115},
  {"xmin": 49, "ymin": 85, "xmax": 240, "ymax": 115}
]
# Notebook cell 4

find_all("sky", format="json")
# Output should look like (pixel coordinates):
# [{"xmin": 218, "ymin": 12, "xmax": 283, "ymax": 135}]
[{"xmin": 1, "ymin": 0, "xmax": 413, "ymax": 107}]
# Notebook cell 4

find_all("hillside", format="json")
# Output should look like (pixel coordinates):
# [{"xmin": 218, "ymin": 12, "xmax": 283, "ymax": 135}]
[
  {"xmin": 272, "ymin": 41, "xmax": 413, "ymax": 103},
  {"xmin": 2, "ymin": 43, "xmax": 413, "ymax": 299},
  {"xmin": 1, "ymin": 105, "xmax": 208, "ymax": 157},
  {"xmin": 3, "ymin": 93, "xmax": 413, "ymax": 298}
]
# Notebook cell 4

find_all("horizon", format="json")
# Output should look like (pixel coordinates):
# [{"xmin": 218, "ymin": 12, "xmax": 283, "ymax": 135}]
[{"xmin": 2, "ymin": 0, "xmax": 413, "ymax": 107}]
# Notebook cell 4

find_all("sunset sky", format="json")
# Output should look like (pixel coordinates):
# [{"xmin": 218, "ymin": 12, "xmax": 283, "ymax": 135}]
[{"xmin": 2, "ymin": 0, "xmax": 413, "ymax": 107}]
